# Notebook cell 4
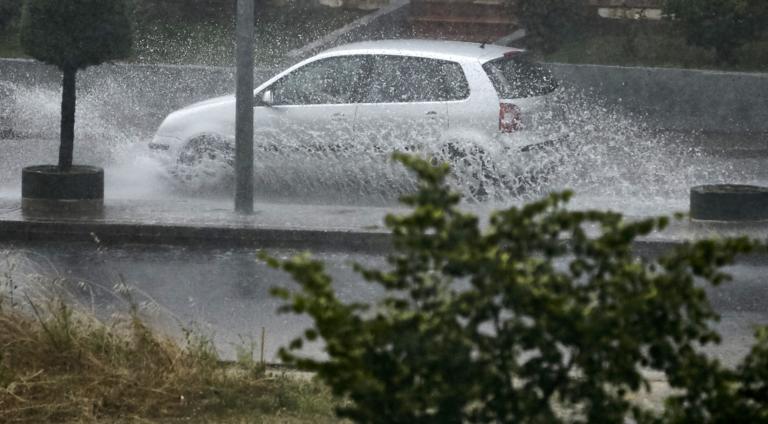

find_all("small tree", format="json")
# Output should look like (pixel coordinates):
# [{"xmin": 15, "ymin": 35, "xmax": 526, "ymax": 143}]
[
  {"xmin": 20, "ymin": 0, "xmax": 132, "ymax": 171},
  {"xmin": 664, "ymin": 0, "xmax": 768, "ymax": 64},
  {"xmin": 266, "ymin": 154, "xmax": 768, "ymax": 423}
]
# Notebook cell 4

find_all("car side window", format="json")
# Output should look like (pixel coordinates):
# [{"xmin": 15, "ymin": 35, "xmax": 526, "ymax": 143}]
[
  {"xmin": 365, "ymin": 56, "xmax": 469, "ymax": 103},
  {"xmin": 269, "ymin": 56, "xmax": 367, "ymax": 106}
]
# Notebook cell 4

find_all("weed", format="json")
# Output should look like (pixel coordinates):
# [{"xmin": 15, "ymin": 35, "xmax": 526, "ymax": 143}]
[{"xmin": 0, "ymin": 271, "xmax": 339, "ymax": 423}]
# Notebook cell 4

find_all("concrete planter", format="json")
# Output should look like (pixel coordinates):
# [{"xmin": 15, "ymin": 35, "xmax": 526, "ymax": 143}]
[
  {"xmin": 21, "ymin": 165, "xmax": 104, "ymax": 214},
  {"xmin": 690, "ymin": 184, "xmax": 768, "ymax": 222}
]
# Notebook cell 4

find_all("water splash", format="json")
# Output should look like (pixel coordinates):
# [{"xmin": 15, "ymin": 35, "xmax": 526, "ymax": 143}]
[
  {"xmin": 532, "ymin": 89, "xmax": 760, "ymax": 215},
  {"xmin": 1, "ymin": 77, "xmax": 761, "ymax": 215}
]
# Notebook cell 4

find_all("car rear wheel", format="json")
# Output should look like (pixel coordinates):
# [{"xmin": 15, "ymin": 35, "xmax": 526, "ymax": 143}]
[{"xmin": 438, "ymin": 142, "xmax": 496, "ymax": 200}]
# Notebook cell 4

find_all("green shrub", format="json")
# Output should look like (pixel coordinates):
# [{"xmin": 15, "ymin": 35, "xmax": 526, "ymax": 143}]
[
  {"xmin": 517, "ymin": 0, "xmax": 587, "ymax": 54},
  {"xmin": 664, "ymin": 0, "xmax": 768, "ymax": 64},
  {"xmin": 20, "ymin": 0, "xmax": 132, "ymax": 170},
  {"xmin": 266, "ymin": 153, "xmax": 768, "ymax": 423},
  {"xmin": 0, "ymin": 0, "xmax": 21, "ymax": 31}
]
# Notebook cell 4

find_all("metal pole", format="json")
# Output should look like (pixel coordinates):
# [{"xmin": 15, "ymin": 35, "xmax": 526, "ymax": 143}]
[
  {"xmin": 235, "ymin": 0, "xmax": 255, "ymax": 214},
  {"xmin": 260, "ymin": 326, "xmax": 266, "ymax": 366}
]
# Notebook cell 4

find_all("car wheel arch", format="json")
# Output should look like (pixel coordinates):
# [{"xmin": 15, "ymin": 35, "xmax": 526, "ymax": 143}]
[{"xmin": 177, "ymin": 133, "xmax": 234, "ymax": 166}]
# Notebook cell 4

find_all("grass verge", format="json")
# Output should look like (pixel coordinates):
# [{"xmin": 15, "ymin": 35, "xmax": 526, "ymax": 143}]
[{"xmin": 0, "ymin": 293, "xmax": 341, "ymax": 423}]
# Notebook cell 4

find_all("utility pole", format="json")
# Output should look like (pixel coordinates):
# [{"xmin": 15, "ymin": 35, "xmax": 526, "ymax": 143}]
[{"xmin": 235, "ymin": 0, "xmax": 255, "ymax": 214}]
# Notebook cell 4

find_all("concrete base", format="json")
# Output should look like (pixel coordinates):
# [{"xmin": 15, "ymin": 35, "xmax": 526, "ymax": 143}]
[
  {"xmin": 690, "ymin": 184, "xmax": 768, "ymax": 222},
  {"xmin": 21, "ymin": 165, "xmax": 104, "ymax": 215}
]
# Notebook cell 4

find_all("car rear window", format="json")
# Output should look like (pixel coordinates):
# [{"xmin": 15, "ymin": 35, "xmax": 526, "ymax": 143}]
[{"xmin": 482, "ymin": 56, "xmax": 558, "ymax": 99}]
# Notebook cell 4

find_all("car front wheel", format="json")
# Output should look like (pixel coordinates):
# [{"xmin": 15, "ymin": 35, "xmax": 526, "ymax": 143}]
[{"xmin": 173, "ymin": 135, "xmax": 234, "ymax": 188}]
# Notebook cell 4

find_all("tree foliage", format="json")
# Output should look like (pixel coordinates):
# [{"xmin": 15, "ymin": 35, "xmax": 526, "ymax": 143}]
[
  {"xmin": 664, "ymin": 0, "xmax": 768, "ymax": 64},
  {"xmin": 20, "ymin": 0, "xmax": 132, "ymax": 72},
  {"xmin": 265, "ymin": 154, "xmax": 768, "ymax": 423},
  {"xmin": 516, "ymin": 0, "xmax": 587, "ymax": 54}
]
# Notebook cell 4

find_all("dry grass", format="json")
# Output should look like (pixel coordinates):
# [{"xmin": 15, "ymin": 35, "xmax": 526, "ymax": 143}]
[{"xmin": 0, "ymin": 293, "xmax": 340, "ymax": 423}]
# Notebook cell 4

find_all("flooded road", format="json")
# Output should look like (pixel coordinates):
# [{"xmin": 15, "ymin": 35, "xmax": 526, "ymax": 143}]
[
  {"xmin": 0, "ymin": 242, "xmax": 384, "ymax": 361},
  {"xmin": 0, "ymin": 241, "xmax": 766, "ymax": 364},
  {"xmin": 2, "ymin": 130, "xmax": 767, "ymax": 214},
  {"xmin": 2, "ymin": 63, "xmax": 767, "ymax": 366},
  {"xmin": 2, "ymin": 65, "xmax": 767, "ymax": 211}
]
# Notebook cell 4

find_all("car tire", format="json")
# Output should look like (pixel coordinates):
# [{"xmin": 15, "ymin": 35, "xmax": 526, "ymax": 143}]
[
  {"xmin": 504, "ymin": 159, "xmax": 560, "ymax": 197},
  {"xmin": 178, "ymin": 135, "xmax": 234, "ymax": 167},
  {"xmin": 173, "ymin": 135, "xmax": 234, "ymax": 187},
  {"xmin": 440, "ymin": 142, "xmax": 496, "ymax": 200}
]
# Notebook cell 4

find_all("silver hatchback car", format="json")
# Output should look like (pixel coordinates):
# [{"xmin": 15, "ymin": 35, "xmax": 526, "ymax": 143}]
[{"xmin": 150, "ymin": 39, "xmax": 562, "ymax": 195}]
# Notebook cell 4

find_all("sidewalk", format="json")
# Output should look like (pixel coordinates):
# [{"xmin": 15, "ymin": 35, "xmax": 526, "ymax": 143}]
[
  {"xmin": 1, "ymin": 196, "xmax": 767, "ymax": 257},
  {"xmin": 0, "ymin": 197, "xmax": 400, "ymax": 252}
]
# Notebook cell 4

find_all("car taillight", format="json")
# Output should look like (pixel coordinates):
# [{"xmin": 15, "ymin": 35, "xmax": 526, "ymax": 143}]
[{"xmin": 499, "ymin": 103, "xmax": 522, "ymax": 133}]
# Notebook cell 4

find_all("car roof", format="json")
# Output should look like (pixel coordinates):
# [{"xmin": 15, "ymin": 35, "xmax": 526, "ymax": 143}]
[{"xmin": 320, "ymin": 39, "xmax": 524, "ymax": 63}]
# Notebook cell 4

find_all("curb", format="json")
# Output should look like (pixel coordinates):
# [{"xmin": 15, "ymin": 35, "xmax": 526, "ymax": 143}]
[
  {"xmin": 0, "ymin": 219, "xmax": 392, "ymax": 253},
  {"xmin": 2, "ymin": 217, "xmax": 767, "ymax": 267},
  {"xmin": 0, "ymin": 217, "xmax": 734, "ymax": 260}
]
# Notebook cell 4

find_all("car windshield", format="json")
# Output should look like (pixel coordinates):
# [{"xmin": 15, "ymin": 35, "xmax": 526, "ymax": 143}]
[{"xmin": 483, "ymin": 55, "xmax": 558, "ymax": 99}]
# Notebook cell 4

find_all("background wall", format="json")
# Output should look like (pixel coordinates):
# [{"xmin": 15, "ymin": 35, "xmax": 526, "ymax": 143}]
[
  {"xmin": 550, "ymin": 63, "xmax": 768, "ymax": 133},
  {"xmin": 2, "ymin": 58, "xmax": 767, "ymax": 137}
]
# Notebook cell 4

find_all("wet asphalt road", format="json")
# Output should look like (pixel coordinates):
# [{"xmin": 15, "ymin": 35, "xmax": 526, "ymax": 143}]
[
  {"xmin": 0, "ymin": 242, "xmax": 384, "ymax": 361},
  {"xmin": 3, "ymin": 62, "xmax": 767, "ymax": 368},
  {"xmin": 2, "ymin": 131, "xmax": 768, "ymax": 205},
  {"xmin": 0, "ymin": 240, "xmax": 766, "ymax": 365},
  {"xmin": 1, "ymin": 134, "xmax": 767, "ymax": 363}
]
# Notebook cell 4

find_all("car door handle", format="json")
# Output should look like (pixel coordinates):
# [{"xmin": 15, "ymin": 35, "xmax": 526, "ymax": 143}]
[
  {"xmin": 426, "ymin": 111, "xmax": 438, "ymax": 115},
  {"xmin": 331, "ymin": 113, "xmax": 347, "ymax": 121}
]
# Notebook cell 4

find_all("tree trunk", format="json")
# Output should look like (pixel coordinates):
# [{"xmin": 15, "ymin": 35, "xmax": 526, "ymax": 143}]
[{"xmin": 59, "ymin": 66, "xmax": 77, "ymax": 171}]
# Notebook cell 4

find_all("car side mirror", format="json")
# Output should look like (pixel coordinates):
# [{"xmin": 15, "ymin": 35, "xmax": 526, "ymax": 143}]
[{"xmin": 258, "ymin": 90, "xmax": 274, "ymax": 106}]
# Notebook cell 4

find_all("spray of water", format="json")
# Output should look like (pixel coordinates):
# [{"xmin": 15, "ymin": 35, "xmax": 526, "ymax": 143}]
[
  {"xmin": 532, "ymin": 89, "xmax": 760, "ymax": 215},
  {"xmin": 0, "ymin": 79, "xmax": 174, "ymax": 199},
  {"xmin": 1, "ymin": 76, "xmax": 760, "ymax": 214}
]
